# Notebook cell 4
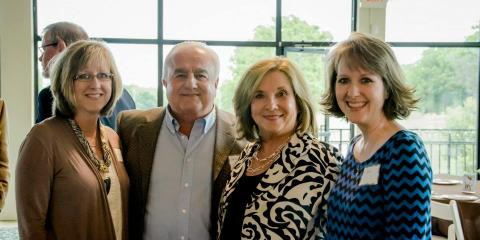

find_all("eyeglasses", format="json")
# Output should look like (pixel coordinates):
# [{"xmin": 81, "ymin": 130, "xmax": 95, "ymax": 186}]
[
  {"xmin": 38, "ymin": 42, "xmax": 58, "ymax": 54},
  {"xmin": 103, "ymin": 177, "xmax": 111, "ymax": 195},
  {"xmin": 73, "ymin": 72, "xmax": 114, "ymax": 82}
]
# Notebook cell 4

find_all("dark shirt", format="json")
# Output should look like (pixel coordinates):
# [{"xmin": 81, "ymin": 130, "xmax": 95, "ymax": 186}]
[
  {"xmin": 36, "ymin": 87, "xmax": 54, "ymax": 124},
  {"xmin": 220, "ymin": 173, "xmax": 263, "ymax": 240},
  {"xmin": 35, "ymin": 86, "xmax": 136, "ymax": 130},
  {"xmin": 326, "ymin": 130, "xmax": 432, "ymax": 239}
]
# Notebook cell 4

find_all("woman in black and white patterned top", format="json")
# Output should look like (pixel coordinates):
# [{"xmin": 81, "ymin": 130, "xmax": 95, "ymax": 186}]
[{"xmin": 217, "ymin": 57, "xmax": 342, "ymax": 240}]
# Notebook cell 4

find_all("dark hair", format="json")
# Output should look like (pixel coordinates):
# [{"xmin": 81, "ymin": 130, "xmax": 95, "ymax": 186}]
[
  {"xmin": 321, "ymin": 32, "xmax": 418, "ymax": 120},
  {"xmin": 234, "ymin": 57, "xmax": 317, "ymax": 141}
]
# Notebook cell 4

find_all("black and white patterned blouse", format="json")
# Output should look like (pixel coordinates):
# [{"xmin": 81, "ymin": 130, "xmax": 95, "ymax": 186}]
[{"xmin": 217, "ymin": 132, "xmax": 342, "ymax": 240}]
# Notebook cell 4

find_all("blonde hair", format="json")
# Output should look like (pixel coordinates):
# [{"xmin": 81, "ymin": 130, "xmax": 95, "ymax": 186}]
[
  {"xmin": 50, "ymin": 40, "xmax": 123, "ymax": 118},
  {"xmin": 234, "ymin": 57, "xmax": 317, "ymax": 141}
]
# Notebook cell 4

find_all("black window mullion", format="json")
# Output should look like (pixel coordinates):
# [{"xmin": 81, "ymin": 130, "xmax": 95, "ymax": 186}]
[
  {"xmin": 158, "ymin": 0, "xmax": 164, "ymax": 107},
  {"xmin": 276, "ymin": 0, "xmax": 283, "ymax": 56},
  {"xmin": 33, "ymin": 0, "xmax": 39, "ymax": 118}
]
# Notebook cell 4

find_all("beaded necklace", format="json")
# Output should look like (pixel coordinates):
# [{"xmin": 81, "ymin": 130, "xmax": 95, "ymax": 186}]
[{"xmin": 68, "ymin": 119, "xmax": 112, "ymax": 173}]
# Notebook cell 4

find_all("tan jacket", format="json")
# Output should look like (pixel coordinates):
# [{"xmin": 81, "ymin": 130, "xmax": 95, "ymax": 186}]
[
  {"xmin": 16, "ymin": 117, "xmax": 129, "ymax": 240},
  {"xmin": 118, "ymin": 107, "xmax": 247, "ymax": 240},
  {"xmin": 0, "ymin": 100, "xmax": 8, "ymax": 210}
]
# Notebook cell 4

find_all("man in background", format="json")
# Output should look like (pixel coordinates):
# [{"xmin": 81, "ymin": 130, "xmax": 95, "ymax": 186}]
[{"xmin": 36, "ymin": 21, "xmax": 135, "ymax": 130}]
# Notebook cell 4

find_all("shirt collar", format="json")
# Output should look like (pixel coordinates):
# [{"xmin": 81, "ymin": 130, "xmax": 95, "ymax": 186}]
[{"xmin": 165, "ymin": 105, "xmax": 216, "ymax": 135}]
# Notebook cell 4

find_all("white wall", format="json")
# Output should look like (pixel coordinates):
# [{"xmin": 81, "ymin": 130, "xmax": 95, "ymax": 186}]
[{"xmin": 0, "ymin": 0, "xmax": 34, "ymax": 220}]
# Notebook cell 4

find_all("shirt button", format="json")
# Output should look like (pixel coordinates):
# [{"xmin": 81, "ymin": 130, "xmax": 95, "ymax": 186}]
[
  {"xmin": 180, "ymin": 236, "xmax": 185, "ymax": 240},
  {"xmin": 187, "ymin": 158, "xmax": 191, "ymax": 162},
  {"xmin": 184, "ymin": 183, "xmax": 189, "ymax": 188},
  {"xmin": 181, "ymin": 209, "xmax": 186, "ymax": 214}
]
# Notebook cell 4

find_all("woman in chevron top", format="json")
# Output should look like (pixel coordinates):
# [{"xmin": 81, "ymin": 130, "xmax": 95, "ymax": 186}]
[{"xmin": 321, "ymin": 32, "xmax": 432, "ymax": 239}]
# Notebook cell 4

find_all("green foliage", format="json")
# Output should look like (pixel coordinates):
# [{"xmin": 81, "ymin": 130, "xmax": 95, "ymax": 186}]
[
  {"xmin": 124, "ymin": 84, "xmax": 157, "ymax": 109},
  {"xmin": 403, "ymin": 26, "xmax": 479, "ymax": 114},
  {"xmin": 466, "ymin": 24, "xmax": 479, "ymax": 42},
  {"xmin": 217, "ymin": 15, "xmax": 333, "ymax": 112},
  {"xmin": 280, "ymin": 16, "xmax": 333, "ymax": 42},
  {"xmin": 404, "ymin": 48, "xmax": 477, "ymax": 113},
  {"xmin": 217, "ymin": 47, "xmax": 275, "ymax": 112},
  {"xmin": 446, "ymin": 96, "xmax": 476, "ymax": 131},
  {"xmin": 439, "ymin": 97, "xmax": 477, "ymax": 174},
  {"xmin": 394, "ymin": 25, "xmax": 480, "ymax": 174}
]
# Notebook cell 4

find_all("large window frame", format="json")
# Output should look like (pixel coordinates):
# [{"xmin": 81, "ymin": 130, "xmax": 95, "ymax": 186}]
[
  {"xmin": 32, "ymin": 0, "xmax": 480, "ymax": 175},
  {"xmin": 32, "ymin": 0, "xmax": 357, "ymax": 107}
]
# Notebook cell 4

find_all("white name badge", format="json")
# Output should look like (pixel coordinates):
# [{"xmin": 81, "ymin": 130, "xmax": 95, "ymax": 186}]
[{"xmin": 359, "ymin": 164, "xmax": 380, "ymax": 186}]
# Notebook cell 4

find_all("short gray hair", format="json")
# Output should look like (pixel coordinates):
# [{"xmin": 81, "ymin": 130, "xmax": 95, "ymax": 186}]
[
  {"xmin": 42, "ymin": 21, "xmax": 89, "ymax": 45},
  {"xmin": 162, "ymin": 41, "xmax": 220, "ymax": 80}
]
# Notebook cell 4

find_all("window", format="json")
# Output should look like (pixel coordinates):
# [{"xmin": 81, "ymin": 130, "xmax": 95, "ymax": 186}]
[
  {"xmin": 35, "ymin": 0, "xmax": 480, "ymax": 175},
  {"xmin": 283, "ymin": 0, "xmax": 352, "ymax": 41},
  {"xmin": 395, "ymin": 46, "xmax": 479, "ymax": 175},
  {"xmin": 387, "ymin": 0, "xmax": 480, "ymax": 174},
  {"xmin": 164, "ymin": 0, "xmax": 275, "ymax": 41},
  {"xmin": 37, "ymin": 0, "xmax": 157, "ymax": 38},
  {"xmin": 386, "ymin": 0, "xmax": 480, "ymax": 42}
]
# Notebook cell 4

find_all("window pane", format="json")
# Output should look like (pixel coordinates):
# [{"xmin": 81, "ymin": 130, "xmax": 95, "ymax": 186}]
[
  {"xmin": 37, "ymin": 0, "xmax": 157, "ymax": 38},
  {"xmin": 164, "ymin": 0, "xmax": 275, "ymax": 41},
  {"xmin": 108, "ymin": 44, "xmax": 158, "ymax": 109},
  {"xmin": 286, "ymin": 48, "xmax": 351, "ymax": 153},
  {"xmin": 396, "ymin": 47, "xmax": 479, "ymax": 175},
  {"xmin": 386, "ymin": 0, "xmax": 480, "ymax": 42},
  {"xmin": 283, "ymin": 0, "xmax": 352, "ymax": 41},
  {"xmin": 216, "ymin": 46, "xmax": 276, "ymax": 113},
  {"xmin": 37, "ymin": 61, "xmax": 49, "ymax": 90}
]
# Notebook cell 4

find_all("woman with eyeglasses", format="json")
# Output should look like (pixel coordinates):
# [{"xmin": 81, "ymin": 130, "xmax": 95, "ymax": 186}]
[{"xmin": 16, "ymin": 40, "xmax": 129, "ymax": 240}]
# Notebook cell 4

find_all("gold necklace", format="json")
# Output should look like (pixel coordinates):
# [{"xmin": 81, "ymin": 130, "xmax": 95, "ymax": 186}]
[
  {"xmin": 246, "ymin": 136, "xmax": 291, "ymax": 176},
  {"xmin": 68, "ymin": 119, "xmax": 112, "ymax": 173},
  {"xmin": 246, "ymin": 153, "xmax": 281, "ymax": 176}
]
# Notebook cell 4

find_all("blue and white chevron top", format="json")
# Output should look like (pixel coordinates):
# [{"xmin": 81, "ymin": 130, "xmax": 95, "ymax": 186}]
[{"xmin": 326, "ymin": 130, "xmax": 432, "ymax": 240}]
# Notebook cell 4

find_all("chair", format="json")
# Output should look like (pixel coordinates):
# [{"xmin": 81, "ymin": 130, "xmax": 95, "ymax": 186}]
[{"xmin": 432, "ymin": 200, "xmax": 465, "ymax": 240}]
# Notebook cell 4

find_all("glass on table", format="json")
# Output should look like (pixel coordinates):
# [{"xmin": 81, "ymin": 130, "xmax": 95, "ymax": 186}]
[{"xmin": 463, "ymin": 173, "xmax": 477, "ymax": 194}]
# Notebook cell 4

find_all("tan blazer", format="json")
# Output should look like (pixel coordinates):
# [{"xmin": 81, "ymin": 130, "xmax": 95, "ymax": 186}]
[
  {"xmin": 118, "ymin": 107, "xmax": 246, "ymax": 239},
  {"xmin": 0, "ymin": 100, "xmax": 9, "ymax": 211}
]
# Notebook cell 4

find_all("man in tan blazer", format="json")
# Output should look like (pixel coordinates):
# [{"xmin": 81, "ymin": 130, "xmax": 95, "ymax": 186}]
[
  {"xmin": 118, "ymin": 42, "xmax": 246, "ymax": 240},
  {"xmin": 0, "ymin": 99, "xmax": 9, "ymax": 212}
]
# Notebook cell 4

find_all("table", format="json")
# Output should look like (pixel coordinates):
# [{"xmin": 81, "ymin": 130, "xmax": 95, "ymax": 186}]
[{"xmin": 432, "ymin": 174, "xmax": 480, "ymax": 240}]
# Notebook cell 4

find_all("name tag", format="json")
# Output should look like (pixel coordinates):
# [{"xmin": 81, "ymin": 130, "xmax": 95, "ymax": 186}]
[{"xmin": 359, "ymin": 164, "xmax": 380, "ymax": 186}]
